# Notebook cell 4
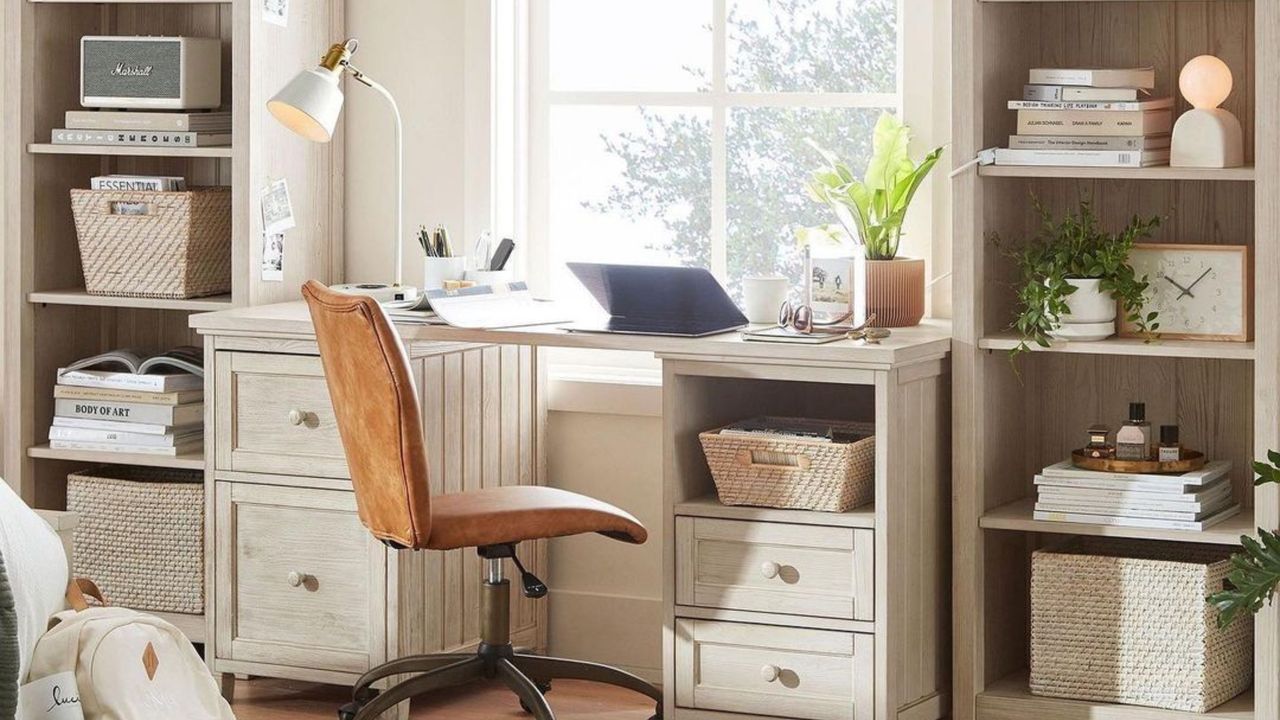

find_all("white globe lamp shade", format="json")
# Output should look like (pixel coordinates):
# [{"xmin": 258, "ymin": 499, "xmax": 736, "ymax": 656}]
[{"xmin": 267, "ymin": 68, "xmax": 344, "ymax": 143}]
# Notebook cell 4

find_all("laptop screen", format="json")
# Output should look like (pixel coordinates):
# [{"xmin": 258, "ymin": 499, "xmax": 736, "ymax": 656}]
[{"xmin": 567, "ymin": 263, "xmax": 748, "ymax": 333}]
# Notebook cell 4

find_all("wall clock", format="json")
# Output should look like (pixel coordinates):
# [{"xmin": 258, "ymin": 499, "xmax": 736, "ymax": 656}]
[{"xmin": 1119, "ymin": 243, "xmax": 1251, "ymax": 342}]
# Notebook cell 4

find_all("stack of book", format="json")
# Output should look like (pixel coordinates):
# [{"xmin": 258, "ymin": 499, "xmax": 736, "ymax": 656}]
[
  {"xmin": 994, "ymin": 67, "xmax": 1174, "ymax": 169},
  {"xmin": 48, "ymin": 348, "xmax": 205, "ymax": 458},
  {"xmin": 1033, "ymin": 459, "xmax": 1240, "ymax": 531},
  {"xmin": 52, "ymin": 109, "xmax": 231, "ymax": 149}
]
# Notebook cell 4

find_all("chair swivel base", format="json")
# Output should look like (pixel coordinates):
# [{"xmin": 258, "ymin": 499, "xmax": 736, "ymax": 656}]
[{"xmin": 339, "ymin": 551, "xmax": 662, "ymax": 720}]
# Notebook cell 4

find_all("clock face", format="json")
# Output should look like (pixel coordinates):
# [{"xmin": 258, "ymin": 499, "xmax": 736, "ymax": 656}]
[{"xmin": 1122, "ymin": 244, "xmax": 1250, "ymax": 341}]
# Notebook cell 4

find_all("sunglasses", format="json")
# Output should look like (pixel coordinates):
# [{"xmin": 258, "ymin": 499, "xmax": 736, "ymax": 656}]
[{"xmin": 778, "ymin": 302, "xmax": 876, "ymax": 335}]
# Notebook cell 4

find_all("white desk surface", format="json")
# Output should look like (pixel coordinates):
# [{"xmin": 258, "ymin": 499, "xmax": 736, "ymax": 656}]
[{"xmin": 190, "ymin": 301, "xmax": 952, "ymax": 368}]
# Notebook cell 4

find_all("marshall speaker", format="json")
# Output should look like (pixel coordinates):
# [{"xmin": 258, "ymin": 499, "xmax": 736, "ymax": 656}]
[{"xmin": 81, "ymin": 36, "xmax": 222, "ymax": 110}]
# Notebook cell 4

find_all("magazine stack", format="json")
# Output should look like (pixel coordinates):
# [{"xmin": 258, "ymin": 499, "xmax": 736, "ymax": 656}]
[
  {"xmin": 48, "ymin": 347, "xmax": 205, "ymax": 457},
  {"xmin": 1033, "ymin": 459, "xmax": 1240, "ymax": 531}
]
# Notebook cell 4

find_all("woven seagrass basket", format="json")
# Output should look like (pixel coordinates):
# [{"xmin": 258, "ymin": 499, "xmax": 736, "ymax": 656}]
[
  {"xmin": 1030, "ymin": 537, "xmax": 1253, "ymax": 713},
  {"xmin": 699, "ymin": 417, "xmax": 875, "ymax": 512},
  {"xmin": 70, "ymin": 187, "xmax": 231, "ymax": 299},
  {"xmin": 67, "ymin": 465, "xmax": 204, "ymax": 615}
]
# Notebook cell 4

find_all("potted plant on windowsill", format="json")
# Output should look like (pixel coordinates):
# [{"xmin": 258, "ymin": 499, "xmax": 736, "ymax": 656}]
[
  {"xmin": 806, "ymin": 113, "xmax": 943, "ymax": 327},
  {"xmin": 996, "ymin": 196, "xmax": 1161, "ymax": 357}
]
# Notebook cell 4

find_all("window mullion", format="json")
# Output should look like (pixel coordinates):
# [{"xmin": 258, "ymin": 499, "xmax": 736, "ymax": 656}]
[{"xmin": 710, "ymin": 0, "xmax": 728, "ymax": 279}]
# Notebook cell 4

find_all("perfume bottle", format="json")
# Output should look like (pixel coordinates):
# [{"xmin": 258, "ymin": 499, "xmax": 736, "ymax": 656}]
[
  {"xmin": 1085, "ymin": 424, "xmax": 1113, "ymax": 459},
  {"xmin": 1115, "ymin": 402, "xmax": 1152, "ymax": 461},
  {"xmin": 1158, "ymin": 425, "xmax": 1181, "ymax": 462}
]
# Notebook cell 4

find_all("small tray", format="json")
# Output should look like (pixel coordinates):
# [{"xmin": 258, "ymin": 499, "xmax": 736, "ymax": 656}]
[{"xmin": 1071, "ymin": 449, "xmax": 1206, "ymax": 475}]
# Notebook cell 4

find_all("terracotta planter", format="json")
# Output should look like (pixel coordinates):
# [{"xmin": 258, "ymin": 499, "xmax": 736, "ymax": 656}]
[{"xmin": 865, "ymin": 257, "xmax": 925, "ymax": 327}]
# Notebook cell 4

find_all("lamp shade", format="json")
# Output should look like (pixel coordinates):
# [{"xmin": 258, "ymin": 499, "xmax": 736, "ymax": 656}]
[{"xmin": 267, "ymin": 68, "xmax": 344, "ymax": 143}]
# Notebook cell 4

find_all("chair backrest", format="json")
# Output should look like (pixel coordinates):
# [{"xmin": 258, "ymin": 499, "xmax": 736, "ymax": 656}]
[{"xmin": 301, "ymin": 280, "xmax": 432, "ymax": 548}]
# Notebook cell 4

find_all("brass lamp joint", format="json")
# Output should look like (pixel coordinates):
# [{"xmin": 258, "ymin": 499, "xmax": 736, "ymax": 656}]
[{"xmin": 319, "ymin": 38, "xmax": 359, "ymax": 75}]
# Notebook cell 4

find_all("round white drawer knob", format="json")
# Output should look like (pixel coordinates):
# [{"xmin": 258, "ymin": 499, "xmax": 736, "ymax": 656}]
[
  {"xmin": 760, "ymin": 561, "xmax": 781, "ymax": 579},
  {"xmin": 760, "ymin": 665, "xmax": 781, "ymax": 683},
  {"xmin": 288, "ymin": 409, "xmax": 307, "ymax": 426},
  {"xmin": 287, "ymin": 571, "xmax": 308, "ymax": 587}
]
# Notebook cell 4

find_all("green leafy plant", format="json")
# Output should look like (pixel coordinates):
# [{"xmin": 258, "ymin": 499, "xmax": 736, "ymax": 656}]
[
  {"xmin": 994, "ymin": 196, "xmax": 1161, "ymax": 358},
  {"xmin": 1209, "ymin": 452, "xmax": 1280, "ymax": 628},
  {"xmin": 805, "ymin": 112, "xmax": 943, "ymax": 260}
]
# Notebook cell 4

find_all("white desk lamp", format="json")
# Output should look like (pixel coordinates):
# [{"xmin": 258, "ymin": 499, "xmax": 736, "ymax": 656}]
[
  {"xmin": 267, "ymin": 38, "xmax": 417, "ymax": 302},
  {"xmin": 1170, "ymin": 54, "xmax": 1244, "ymax": 169}
]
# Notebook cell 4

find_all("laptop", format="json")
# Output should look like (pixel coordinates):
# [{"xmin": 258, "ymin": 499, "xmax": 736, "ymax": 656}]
[{"xmin": 566, "ymin": 263, "xmax": 749, "ymax": 337}]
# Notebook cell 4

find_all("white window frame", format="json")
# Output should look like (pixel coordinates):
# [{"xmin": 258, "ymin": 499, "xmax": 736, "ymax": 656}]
[{"xmin": 483, "ymin": 0, "xmax": 949, "ymax": 405}]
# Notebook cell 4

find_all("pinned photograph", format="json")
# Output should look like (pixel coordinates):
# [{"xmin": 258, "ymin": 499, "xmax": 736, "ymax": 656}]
[
  {"xmin": 261, "ymin": 232, "xmax": 284, "ymax": 282},
  {"xmin": 263, "ymin": 0, "xmax": 288, "ymax": 27},
  {"xmin": 260, "ymin": 178, "xmax": 296, "ymax": 234}
]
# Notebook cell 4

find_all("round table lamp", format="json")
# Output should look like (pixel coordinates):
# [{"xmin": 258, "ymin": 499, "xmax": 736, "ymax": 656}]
[{"xmin": 1170, "ymin": 54, "xmax": 1244, "ymax": 168}]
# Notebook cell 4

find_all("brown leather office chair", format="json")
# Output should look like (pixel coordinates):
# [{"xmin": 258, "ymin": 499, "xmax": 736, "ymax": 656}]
[{"xmin": 302, "ymin": 281, "xmax": 662, "ymax": 720}]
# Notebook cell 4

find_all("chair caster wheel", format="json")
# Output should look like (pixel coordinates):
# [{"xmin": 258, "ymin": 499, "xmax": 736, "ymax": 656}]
[
  {"xmin": 519, "ymin": 680, "xmax": 551, "ymax": 713},
  {"xmin": 337, "ymin": 702, "xmax": 359, "ymax": 720}
]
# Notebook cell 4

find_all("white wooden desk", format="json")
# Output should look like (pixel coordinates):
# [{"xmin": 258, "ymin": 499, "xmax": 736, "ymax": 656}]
[{"xmin": 191, "ymin": 303, "xmax": 951, "ymax": 720}]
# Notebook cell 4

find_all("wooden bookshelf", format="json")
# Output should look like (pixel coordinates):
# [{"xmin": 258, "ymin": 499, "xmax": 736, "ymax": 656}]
[
  {"xmin": 29, "ymin": 288, "xmax": 234, "ymax": 311},
  {"xmin": 953, "ymin": 2, "xmax": 1276, "ymax": 720},
  {"xmin": 28, "ymin": 443, "xmax": 204, "ymax": 471},
  {"xmin": 28, "ymin": 142, "xmax": 233, "ymax": 158}
]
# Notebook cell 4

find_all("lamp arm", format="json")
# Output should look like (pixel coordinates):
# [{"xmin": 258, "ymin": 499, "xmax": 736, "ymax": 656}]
[{"xmin": 348, "ymin": 65, "xmax": 405, "ymax": 287}]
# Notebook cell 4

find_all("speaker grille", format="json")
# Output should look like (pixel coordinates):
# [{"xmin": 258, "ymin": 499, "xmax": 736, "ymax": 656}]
[{"xmin": 83, "ymin": 40, "xmax": 181, "ymax": 99}]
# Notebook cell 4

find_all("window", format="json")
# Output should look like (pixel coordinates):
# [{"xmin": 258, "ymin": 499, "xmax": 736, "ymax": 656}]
[{"xmin": 520, "ymin": 0, "xmax": 915, "ymax": 303}]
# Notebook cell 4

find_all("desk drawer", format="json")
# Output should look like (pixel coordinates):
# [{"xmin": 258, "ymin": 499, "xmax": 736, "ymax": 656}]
[
  {"xmin": 675, "ymin": 517, "xmax": 873, "ymax": 621},
  {"xmin": 675, "ymin": 619, "xmax": 873, "ymax": 720},
  {"xmin": 214, "ymin": 482, "xmax": 385, "ymax": 674},
  {"xmin": 214, "ymin": 352, "xmax": 350, "ymax": 478}
]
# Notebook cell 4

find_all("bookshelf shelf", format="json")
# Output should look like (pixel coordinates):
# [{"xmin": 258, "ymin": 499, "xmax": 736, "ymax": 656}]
[
  {"xmin": 30, "ymin": 0, "xmax": 229, "ymax": 3},
  {"xmin": 978, "ymin": 165, "xmax": 1256, "ymax": 182},
  {"xmin": 29, "ymin": 289, "xmax": 233, "ymax": 312},
  {"xmin": 27, "ymin": 142, "xmax": 233, "ymax": 159},
  {"xmin": 980, "ymin": 498, "xmax": 1253, "ymax": 547},
  {"xmin": 675, "ymin": 494, "xmax": 876, "ymax": 529},
  {"xmin": 979, "ymin": 334, "xmax": 1256, "ymax": 361},
  {"xmin": 28, "ymin": 443, "xmax": 205, "ymax": 471},
  {"xmin": 977, "ymin": 673, "xmax": 1253, "ymax": 720}
]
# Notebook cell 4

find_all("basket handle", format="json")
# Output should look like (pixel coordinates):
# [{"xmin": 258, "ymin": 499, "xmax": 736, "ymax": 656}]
[
  {"xmin": 735, "ymin": 449, "xmax": 812, "ymax": 471},
  {"xmin": 66, "ymin": 578, "xmax": 108, "ymax": 612}
]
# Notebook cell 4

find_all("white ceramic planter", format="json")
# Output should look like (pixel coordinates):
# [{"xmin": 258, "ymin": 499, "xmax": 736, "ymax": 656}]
[{"xmin": 1050, "ymin": 278, "xmax": 1117, "ymax": 341}]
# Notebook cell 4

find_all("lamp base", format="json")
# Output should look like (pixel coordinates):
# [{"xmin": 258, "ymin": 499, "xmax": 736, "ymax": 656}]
[
  {"xmin": 330, "ymin": 282, "xmax": 419, "ymax": 304},
  {"xmin": 1170, "ymin": 108, "xmax": 1244, "ymax": 168}
]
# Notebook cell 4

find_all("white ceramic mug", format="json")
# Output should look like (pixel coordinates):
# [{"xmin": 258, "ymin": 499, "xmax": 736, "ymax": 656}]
[{"xmin": 742, "ymin": 275, "xmax": 791, "ymax": 324}]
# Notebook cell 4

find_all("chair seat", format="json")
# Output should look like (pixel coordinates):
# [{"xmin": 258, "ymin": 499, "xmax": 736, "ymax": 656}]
[{"xmin": 425, "ymin": 486, "xmax": 647, "ymax": 550}]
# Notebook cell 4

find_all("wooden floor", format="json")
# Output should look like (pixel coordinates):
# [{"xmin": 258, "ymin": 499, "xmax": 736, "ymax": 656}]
[{"xmin": 229, "ymin": 677, "xmax": 655, "ymax": 719}]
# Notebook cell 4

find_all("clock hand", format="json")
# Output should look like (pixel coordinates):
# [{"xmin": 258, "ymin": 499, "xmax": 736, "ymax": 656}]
[
  {"xmin": 1185, "ymin": 267, "xmax": 1212, "ymax": 294},
  {"xmin": 1164, "ymin": 275, "xmax": 1194, "ymax": 299}
]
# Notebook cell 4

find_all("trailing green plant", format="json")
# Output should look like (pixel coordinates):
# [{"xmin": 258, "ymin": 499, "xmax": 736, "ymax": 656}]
[
  {"xmin": 805, "ymin": 112, "xmax": 943, "ymax": 261},
  {"xmin": 1208, "ymin": 452, "xmax": 1280, "ymax": 628},
  {"xmin": 993, "ymin": 196, "xmax": 1161, "ymax": 358}
]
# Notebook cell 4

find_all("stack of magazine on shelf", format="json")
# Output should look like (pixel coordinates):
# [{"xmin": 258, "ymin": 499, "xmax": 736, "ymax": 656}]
[
  {"xmin": 52, "ymin": 109, "xmax": 231, "ymax": 149},
  {"xmin": 49, "ymin": 347, "xmax": 205, "ymax": 457},
  {"xmin": 994, "ymin": 67, "xmax": 1174, "ymax": 169},
  {"xmin": 1033, "ymin": 459, "xmax": 1240, "ymax": 531}
]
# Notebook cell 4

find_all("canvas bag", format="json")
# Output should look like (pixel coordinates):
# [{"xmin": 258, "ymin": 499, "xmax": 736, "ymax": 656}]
[{"xmin": 21, "ymin": 581, "xmax": 234, "ymax": 720}]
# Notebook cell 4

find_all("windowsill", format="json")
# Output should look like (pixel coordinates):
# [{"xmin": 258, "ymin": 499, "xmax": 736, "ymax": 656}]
[{"xmin": 547, "ymin": 363, "xmax": 663, "ymax": 417}]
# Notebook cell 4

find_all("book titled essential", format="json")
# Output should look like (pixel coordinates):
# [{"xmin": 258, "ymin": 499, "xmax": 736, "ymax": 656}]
[
  {"xmin": 1008, "ymin": 97, "xmax": 1173, "ymax": 112},
  {"xmin": 54, "ymin": 398, "xmax": 204, "ymax": 426},
  {"xmin": 65, "ymin": 110, "xmax": 232, "ymax": 133},
  {"xmin": 1008, "ymin": 135, "xmax": 1171, "ymax": 151},
  {"xmin": 1028, "ymin": 67, "xmax": 1156, "ymax": 89},
  {"xmin": 57, "ymin": 347, "xmax": 204, "ymax": 393},
  {"xmin": 1023, "ymin": 85, "xmax": 1144, "ymax": 102},
  {"xmin": 90, "ymin": 174, "xmax": 187, "ymax": 192},
  {"xmin": 1017, "ymin": 109, "xmax": 1173, "ymax": 137},
  {"xmin": 993, "ymin": 148, "xmax": 1170, "ymax": 168},
  {"xmin": 52, "ymin": 128, "xmax": 231, "ymax": 148}
]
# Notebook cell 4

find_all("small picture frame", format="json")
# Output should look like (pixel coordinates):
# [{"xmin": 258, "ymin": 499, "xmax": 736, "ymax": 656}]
[{"xmin": 806, "ymin": 252, "xmax": 858, "ymax": 321}]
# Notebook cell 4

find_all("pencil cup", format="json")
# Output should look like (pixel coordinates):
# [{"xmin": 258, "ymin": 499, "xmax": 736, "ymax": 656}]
[
  {"xmin": 464, "ymin": 269, "xmax": 514, "ymax": 287},
  {"xmin": 423, "ymin": 256, "xmax": 467, "ymax": 290}
]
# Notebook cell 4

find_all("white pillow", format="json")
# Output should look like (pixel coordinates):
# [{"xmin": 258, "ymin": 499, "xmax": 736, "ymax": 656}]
[{"xmin": 0, "ymin": 480, "xmax": 69, "ymax": 688}]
